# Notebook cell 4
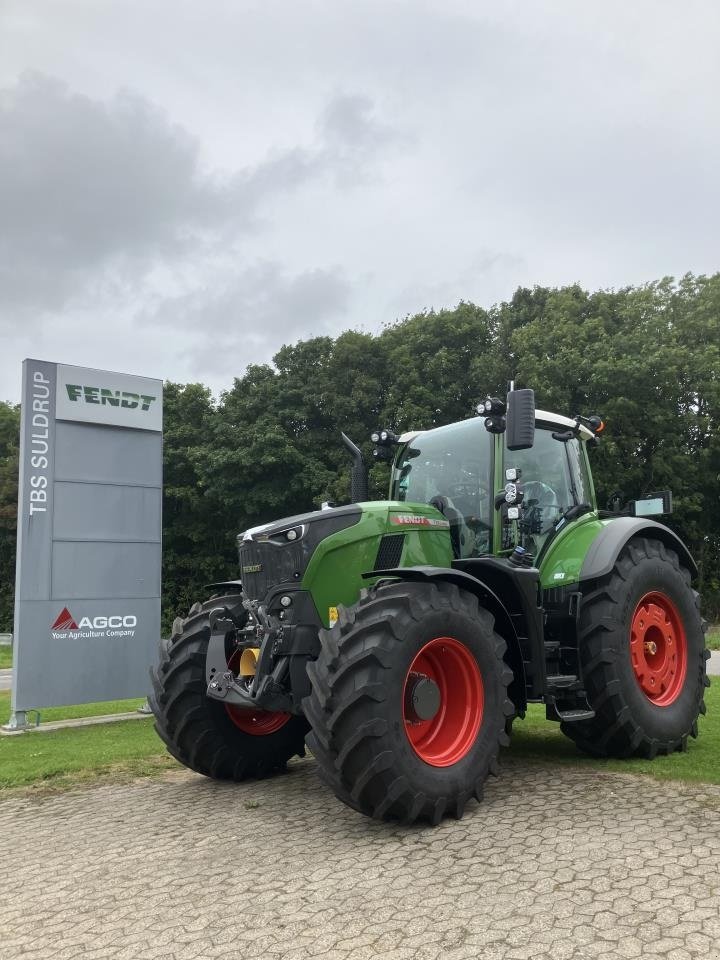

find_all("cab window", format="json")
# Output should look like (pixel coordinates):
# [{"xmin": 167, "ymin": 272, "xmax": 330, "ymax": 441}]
[
  {"xmin": 391, "ymin": 417, "xmax": 493, "ymax": 558},
  {"xmin": 502, "ymin": 427, "xmax": 582, "ymax": 555}
]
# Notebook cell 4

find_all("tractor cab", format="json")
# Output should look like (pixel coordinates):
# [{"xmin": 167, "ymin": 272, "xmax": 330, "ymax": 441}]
[{"xmin": 390, "ymin": 409, "xmax": 596, "ymax": 563}]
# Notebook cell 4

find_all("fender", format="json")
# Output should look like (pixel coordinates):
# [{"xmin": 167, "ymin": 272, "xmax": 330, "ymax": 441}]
[
  {"xmin": 579, "ymin": 517, "xmax": 697, "ymax": 582},
  {"xmin": 206, "ymin": 579, "xmax": 244, "ymax": 593},
  {"xmin": 366, "ymin": 565, "xmax": 529, "ymax": 709}
]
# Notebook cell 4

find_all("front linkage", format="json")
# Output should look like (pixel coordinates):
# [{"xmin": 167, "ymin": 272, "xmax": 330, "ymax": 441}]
[{"xmin": 205, "ymin": 599, "xmax": 295, "ymax": 713}]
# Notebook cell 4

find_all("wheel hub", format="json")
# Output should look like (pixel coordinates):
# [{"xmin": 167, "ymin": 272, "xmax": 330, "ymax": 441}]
[
  {"xmin": 405, "ymin": 672, "xmax": 441, "ymax": 722},
  {"xmin": 630, "ymin": 592, "xmax": 687, "ymax": 706},
  {"xmin": 402, "ymin": 636, "xmax": 484, "ymax": 767}
]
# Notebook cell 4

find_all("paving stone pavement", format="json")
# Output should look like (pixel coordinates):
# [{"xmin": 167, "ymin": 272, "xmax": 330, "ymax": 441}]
[{"xmin": 1, "ymin": 757, "xmax": 719, "ymax": 960}]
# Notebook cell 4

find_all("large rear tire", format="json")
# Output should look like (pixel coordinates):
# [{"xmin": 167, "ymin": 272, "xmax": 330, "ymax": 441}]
[
  {"xmin": 149, "ymin": 594, "xmax": 308, "ymax": 779},
  {"xmin": 304, "ymin": 580, "xmax": 514, "ymax": 824},
  {"xmin": 561, "ymin": 538, "xmax": 710, "ymax": 758}
]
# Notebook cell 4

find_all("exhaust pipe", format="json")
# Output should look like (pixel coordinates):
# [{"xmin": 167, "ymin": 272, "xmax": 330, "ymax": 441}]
[{"xmin": 341, "ymin": 432, "xmax": 369, "ymax": 503}]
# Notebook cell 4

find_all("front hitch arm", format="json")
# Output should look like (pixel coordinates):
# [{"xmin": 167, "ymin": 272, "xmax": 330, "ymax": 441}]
[{"xmin": 204, "ymin": 610, "xmax": 293, "ymax": 712}]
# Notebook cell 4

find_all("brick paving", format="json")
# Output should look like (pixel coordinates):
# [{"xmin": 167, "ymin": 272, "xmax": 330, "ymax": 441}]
[{"xmin": 1, "ymin": 757, "xmax": 719, "ymax": 960}]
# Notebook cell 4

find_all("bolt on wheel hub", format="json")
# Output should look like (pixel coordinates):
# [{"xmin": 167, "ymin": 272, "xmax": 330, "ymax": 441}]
[{"xmin": 404, "ymin": 672, "xmax": 442, "ymax": 722}]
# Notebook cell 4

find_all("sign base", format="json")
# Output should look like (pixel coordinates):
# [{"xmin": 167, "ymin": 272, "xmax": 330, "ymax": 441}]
[
  {"xmin": 1, "ymin": 710, "xmax": 39, "ymax": 734},
  {"xmin": 0, "ymin": 711, "xmax": 151, "ymax": 735}
]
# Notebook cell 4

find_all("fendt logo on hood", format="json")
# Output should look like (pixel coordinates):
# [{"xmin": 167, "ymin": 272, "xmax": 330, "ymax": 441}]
[{"xmin": 51, "ymin": 607, "xmax": 138, "ymax": 638}]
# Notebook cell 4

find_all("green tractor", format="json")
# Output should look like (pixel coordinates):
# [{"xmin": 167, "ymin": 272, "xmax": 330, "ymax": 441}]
[{"xmin": 150, "ymin": 388, "xmax": 710, "ymax": 824}]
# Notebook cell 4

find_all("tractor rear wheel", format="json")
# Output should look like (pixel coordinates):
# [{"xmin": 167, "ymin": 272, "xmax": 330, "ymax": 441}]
[
  {"xmin": 149, "ymin": 594, "xmax": 308, "ymax": 779},
  {"xmin": 304, "ymin": 580, "xmax": 514, "ymax": 824},
  {"xmin": 561, "ymin": 538, "xmax": 710, "ymax": 758}
]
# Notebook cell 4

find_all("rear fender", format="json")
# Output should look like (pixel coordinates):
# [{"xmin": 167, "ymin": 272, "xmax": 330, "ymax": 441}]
[{"xmin": 579, "ymin": 518, "xmax": 697, "ymax": 581}]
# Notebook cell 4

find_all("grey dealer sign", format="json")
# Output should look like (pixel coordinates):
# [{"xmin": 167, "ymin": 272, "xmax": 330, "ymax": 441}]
[{"xmin": 7, "ymin": 359, "xmax": 163, "ymax": 728}]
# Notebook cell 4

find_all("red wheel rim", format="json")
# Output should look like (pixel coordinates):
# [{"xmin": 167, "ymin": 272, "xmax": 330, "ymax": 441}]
[
  {"xmin": 403, "ymin": 636, "xmax": 484, "ymax": 767},
  {"xmin": 224, "ymin": 650, "xmax": 291, "ymax": 735},
  {"xmin": 225, "ymin": 707, "xmax": 291, "ymax": 735},
  {"xmin": 630, "ymin": 592, "xmax": 687, "ymax": 706}
]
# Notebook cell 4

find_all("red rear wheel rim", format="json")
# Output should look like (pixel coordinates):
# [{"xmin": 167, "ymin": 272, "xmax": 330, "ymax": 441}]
[
  {"xmin": 630, "ymin": 592, "xmax": 687, "ymax": 706},
  {"xmin": 403, "ymin": 636, "xmax": 484, "ymax": 767},
  {"xmin": 224, "ymin": 650, "xmax": 291, "ymax": 735}
]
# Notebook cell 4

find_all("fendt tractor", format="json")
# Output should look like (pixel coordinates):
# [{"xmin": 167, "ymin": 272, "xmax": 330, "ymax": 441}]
[{"xmin": 150, "ymin": 387, "xmax": 710, "ymax": 825}]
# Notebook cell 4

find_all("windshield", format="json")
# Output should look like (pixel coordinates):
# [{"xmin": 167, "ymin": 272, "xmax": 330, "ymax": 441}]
[{"xmin": 391, "ymin": 417, "xmax": 493, "ymax": 558}]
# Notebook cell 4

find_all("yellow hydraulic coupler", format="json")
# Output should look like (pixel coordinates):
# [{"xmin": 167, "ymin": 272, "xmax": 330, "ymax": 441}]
[{"xmin": 239, "ymin": 647, "xmax": 260, "ymax": 678}]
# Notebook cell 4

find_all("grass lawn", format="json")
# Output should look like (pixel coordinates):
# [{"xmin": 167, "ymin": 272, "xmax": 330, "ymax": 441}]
[
  {"xmin": 0, "ymin": 692, "xmax": 177, "ymax": 791},
  {"xmin": 507, "ymin": 682, "xmax": 719, "ymax": 785},
  {"xmin": 0, "ymin": 646, "xmax": 12, "ymax": 669},
  {"xmin": 0, "ymin": 681, "xmax": 717, "ymax": 796}
]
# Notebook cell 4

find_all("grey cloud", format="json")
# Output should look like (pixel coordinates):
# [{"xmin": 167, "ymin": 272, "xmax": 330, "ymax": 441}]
[
  {"xmin": 317, "ymin": 94, "xmax": 407, "ymax": 187},
  {"xmin": 150, "ymin": 262, "xmax": 350, "ymax": 376},
  {"xmin": 320, "ymin": 94, "xmax": 400, "ymax": 152},
  {"xmin": 386, "ymin": 251, "xmax": 529, "ymax": 321},
  {"xmin": 0, "ymin": 73, "xmax": 399, "ymax": 322},
  {"xmin": 2, "ymin": 0, "xmax": 717, "ymax": 401},
  {"xmin": 1, "ymin": 76, "xmax": 209, "ymax": 282}
]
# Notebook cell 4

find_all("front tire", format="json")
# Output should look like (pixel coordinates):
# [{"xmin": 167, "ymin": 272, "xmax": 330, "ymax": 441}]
[
  {"xmin": 561, "ymin": 538, "xmax": 710, "ymax": 758},
  {"xmin": 304, "ymin": 580, "xmax": 514, "ymax": 824},
  {"xmin": 149, "ymin": 594, "xmax": 308, "ymax": 779}
]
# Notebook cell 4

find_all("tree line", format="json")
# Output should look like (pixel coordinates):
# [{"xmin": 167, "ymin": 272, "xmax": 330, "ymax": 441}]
[{"xmin": 1, "ymin": 273, "xmax": 718, "ymax": 632}]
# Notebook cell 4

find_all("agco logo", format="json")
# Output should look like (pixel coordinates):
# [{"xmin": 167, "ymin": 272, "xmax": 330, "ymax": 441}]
[
  {"xmin": 52, "ymin": 607, "xmax": 79, "ymax": 630},
  {"xmin": 51, "ymin": 607, "xmax": 138, "ymax": 637}
]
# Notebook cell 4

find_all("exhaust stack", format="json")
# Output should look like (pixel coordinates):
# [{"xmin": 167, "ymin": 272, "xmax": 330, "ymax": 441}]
[{"xmin": 341, "ymin": 432, "xmax": 369, "ymax": 503}]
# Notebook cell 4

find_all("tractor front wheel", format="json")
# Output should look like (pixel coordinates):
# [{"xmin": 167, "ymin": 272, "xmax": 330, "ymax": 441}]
[
  {"xmin": 149, "ymin": 594, "xmax": 308, "ymax": 779},
  {"xmin": 561, "ymin": 538, "xmax": 710, "ymax": 758},
  {"xmin": 304, "ymin": 580, "xmax": 514, "ymax": 824}
]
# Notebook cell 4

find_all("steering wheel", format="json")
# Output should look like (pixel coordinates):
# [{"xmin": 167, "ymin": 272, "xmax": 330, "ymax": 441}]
[
  {"xmin": 522, "ymin": 481, "xmax": 560, "ymax": 534},
  {"xmin": 446, "ymin": 482, "xmax": 491, "ymax": 518},
  {"xmin": 522, "ymin": 481, "xmax": 558, "ymax": 507}
]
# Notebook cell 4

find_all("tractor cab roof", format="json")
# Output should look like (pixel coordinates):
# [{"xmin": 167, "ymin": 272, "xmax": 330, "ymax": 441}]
[{"xmin": 398, "ymin": 410, "xmax": 594, "ymax": 445}]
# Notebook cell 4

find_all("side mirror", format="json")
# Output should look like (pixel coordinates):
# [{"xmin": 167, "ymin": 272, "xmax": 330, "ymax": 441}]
[
  {"xmin": 506, "ymin": 388, "xmax": 535, "ymax": 451},
  {"xmin": 632, "ymin": 491, "xmax": 673, "ymax": 517}
]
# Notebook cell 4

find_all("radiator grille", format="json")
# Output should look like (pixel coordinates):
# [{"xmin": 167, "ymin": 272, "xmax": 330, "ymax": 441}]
[
  {"xmin": 374, "ymin": 534, "xmax": 405, "ymax": 570},
  {"xmin": 238, "ymin": 539, "xmax": 305, "ymax": 600}
]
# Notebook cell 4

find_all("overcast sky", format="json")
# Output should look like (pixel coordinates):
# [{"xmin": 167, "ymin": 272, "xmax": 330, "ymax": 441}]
[{"xmin": 1, "ymin": 1, "xmax": 719, "ymax": 403}]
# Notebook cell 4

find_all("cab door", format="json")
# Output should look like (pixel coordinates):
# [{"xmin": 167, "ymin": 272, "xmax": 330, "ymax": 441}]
[{"xmin": 498, "ymin": 426, "xmax": 593, "ymax": 559}]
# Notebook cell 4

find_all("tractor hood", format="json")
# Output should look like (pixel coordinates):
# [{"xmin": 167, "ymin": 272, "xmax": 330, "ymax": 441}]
[{"xmin": 236, "ymin": 504, "xmax": 362, "ymax": 601}]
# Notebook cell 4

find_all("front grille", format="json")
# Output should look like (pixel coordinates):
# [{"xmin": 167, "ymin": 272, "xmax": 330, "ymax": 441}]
[
  {"xmin": 238, "ymin": 539, "xmax": 306, "ymax": 600},
  {"xmin": 374, "ymin": 534, "xmax": 405, "ymax": 570}
]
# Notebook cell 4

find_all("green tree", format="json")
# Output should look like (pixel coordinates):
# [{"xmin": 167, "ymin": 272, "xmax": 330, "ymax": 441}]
[
  {"xmin": 0, "ymin": 401, "xmax": 20, "ymax": 630},
  {"xmin": 161, "ymin": 383, "xmax": 228, "ymax": 631},
  {"xmin": 511, "ymin": 276, "xmax": 720, "ymax": 615},
  {"xmin": 3, "ymin": 275, "xmax": 720, "ymax": 627}
]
